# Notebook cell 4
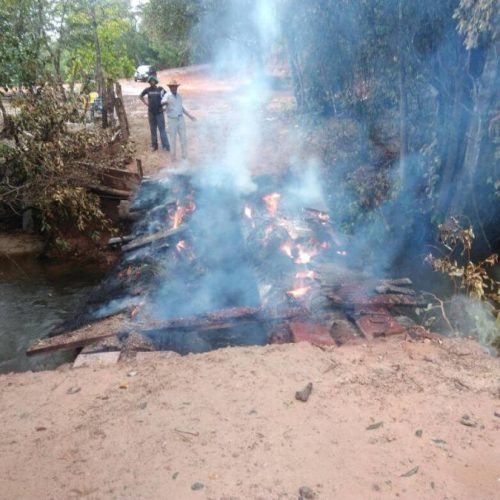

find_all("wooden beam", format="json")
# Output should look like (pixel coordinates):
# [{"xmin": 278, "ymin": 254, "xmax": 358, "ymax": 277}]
[
  {"xmin": 122, "ymin": 226, "xmax": 186, "ymax": 252},
  {"xmin": 27, "ymin": 314, "xmax": 130, "ymax": 356},
  {"xmin": 26, "ymin": 306, "xmax": 309, "ymax": 356}
]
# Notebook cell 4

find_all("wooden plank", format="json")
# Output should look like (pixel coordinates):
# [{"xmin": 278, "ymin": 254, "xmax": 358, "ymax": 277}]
[
  {"xmin": 88, "ymin": 184, "xmax": 133, "ymax": 199},
  {"xmin": 27, "ymin": 314, "xmax": 130, "ymax": 356},
  {"xmin": 27, "ymin": 306, "xmax": 309, "ymax": 356},
  {"xmin": 140, "ymin": 306, "xmax": 308, "ymax": 333},
  {"xmin": 122, "ymin": 226, "xmax": 186, "ymax": 252}
]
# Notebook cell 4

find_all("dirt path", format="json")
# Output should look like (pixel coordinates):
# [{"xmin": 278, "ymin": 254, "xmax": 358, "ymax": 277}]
[
  {"xmin": 0, "ymin": 338, "xmax": 499, "ymax": 499},
  {"xmin": 121, "ymin": 65, "xmax": 299, "ymax": 178}
]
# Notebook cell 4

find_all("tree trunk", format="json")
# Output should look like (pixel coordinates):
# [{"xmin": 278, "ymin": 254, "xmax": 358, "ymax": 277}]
[
  {"xmin": 398, "ymin": 0, "xmax": 408, "ymax": 188},
  {"xmin": 89, "ymin": 1, "xmax": 106, "ymax": 128},
  {"xmin": 448, "ymin": 33, "xmax": 500, "ymax": 239}
]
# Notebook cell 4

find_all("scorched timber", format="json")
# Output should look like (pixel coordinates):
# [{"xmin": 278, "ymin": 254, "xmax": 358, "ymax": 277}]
[
  {"xmin": 121, "ymin": 226, "xmax": 187, "ymax": 252},
  {"xmin": 138, "ymin": 306, "xmax": 308, "ymax": 334},
  {"xmin": 26, "ymin": 307, "xmax": 308, "ymax": 355},
  {"xmin": 26, "ymin": 314, "xmax": 130, "ymax": 356}
]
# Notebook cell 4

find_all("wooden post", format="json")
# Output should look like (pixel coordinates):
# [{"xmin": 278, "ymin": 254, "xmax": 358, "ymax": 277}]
[
  {"xmin": 105, "ymin": 78, "xmax": 116, "ymax": 128},
  {"xmin": 115, "ymin": 97, "xmax": 129, "ymax": 140},
  {"xmin": 114, "ymin": 82, "xmax": 130, "ymax": 140},
  {"xmin": 136, "ymin": 158, "xmax": 144, "ymax": 178}
]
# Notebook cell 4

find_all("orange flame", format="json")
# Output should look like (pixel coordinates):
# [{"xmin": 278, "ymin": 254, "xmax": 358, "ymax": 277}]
[
  {"xmin": 171, "ymin": 199, "xmax": 196, "ymax": 229},
  {"xmin": 295, "ymin": 244, "xmax": 318, "ymax": 264},
  {"xmin": 263, "ymin": 193, "xmax": 281, "ymax": 217},
  {"xmin": 280, "ymin": 241, "xmax": 294, "ymax": 259},
  {"xmin": 172, "ymin": 206, "xmax": 187, "ymax": 229}
]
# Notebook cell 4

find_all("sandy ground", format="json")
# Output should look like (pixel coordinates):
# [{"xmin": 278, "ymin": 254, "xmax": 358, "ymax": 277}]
[{"xmin": 0, "ymin": 338, "xmax": 499, "ymax": 499}]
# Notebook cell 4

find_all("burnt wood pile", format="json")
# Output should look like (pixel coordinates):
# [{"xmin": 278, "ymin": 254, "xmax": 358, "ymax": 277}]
[{"xmin": 28, "ymin": 172, "xmax": 435, "ymax": 358}]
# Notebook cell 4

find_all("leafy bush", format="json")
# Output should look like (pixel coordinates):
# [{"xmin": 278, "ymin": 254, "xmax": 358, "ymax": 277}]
[{"xmin": 0, "ymin": 85, "xmax": 128, "ymax": 240}]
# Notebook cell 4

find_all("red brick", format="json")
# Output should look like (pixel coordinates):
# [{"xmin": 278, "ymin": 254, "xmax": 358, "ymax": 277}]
[
  {"xmin": 354, "ymin": 307, "xmax": 406, "ymax": 340},
  {"xmin": 289, "ymin": 320, "xmax": 337, "ymax": 346}
]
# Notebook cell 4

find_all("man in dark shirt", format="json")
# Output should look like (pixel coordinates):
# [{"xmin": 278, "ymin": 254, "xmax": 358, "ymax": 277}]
[{"xmin": 139, "ymin": 76, "xmax": 170, "ymax": 152}]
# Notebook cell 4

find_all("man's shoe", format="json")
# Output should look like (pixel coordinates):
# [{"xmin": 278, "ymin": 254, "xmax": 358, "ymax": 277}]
[{"xmin": 151, "ymin": 146, "xmax": 158, "ymax": 152}]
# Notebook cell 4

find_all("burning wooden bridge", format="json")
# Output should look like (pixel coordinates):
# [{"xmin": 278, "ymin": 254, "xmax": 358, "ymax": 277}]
[{"xmin": 27, "ymin": 172, "xmax": 436, "ymax": 359}]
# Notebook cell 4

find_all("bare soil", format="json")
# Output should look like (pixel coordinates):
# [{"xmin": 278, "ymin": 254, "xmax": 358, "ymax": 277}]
[
  {"xmin": 0, "ymin": 338, "xmax": 499, "ymax": 499},
  {"xmin": 1, "ymin": 68, "xmax": 499, "ymax": 499}
]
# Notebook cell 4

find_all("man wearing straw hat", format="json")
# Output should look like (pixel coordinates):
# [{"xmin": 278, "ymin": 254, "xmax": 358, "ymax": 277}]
[
  {"xmin": 139, "ymin": 76, "xmax": 170, "ymax": 152},
  {"xmin": 162, "ymin": 78, "xmax": 196, "ymax": 161}
]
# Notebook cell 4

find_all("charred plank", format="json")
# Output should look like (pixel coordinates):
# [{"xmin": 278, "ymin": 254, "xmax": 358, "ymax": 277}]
[{"xmin": 121, "ymin": 225, "xmax": 187, "ymax": 252}]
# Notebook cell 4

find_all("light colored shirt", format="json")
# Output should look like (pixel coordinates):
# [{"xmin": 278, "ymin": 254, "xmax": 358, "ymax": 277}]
[{"xmin": 162, "ymin": 93, "xmax": 183, "ymax": 118}]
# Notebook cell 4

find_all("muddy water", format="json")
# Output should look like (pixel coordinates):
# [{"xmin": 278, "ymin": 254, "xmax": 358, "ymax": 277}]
[{"xmin": 0, "ymin": 257, "xmax": 105, "ymax": 374}]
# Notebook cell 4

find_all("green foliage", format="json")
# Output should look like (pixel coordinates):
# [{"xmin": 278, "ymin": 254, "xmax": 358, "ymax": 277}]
[
  {"xmin": 0, "ymin": 85, "xmax": 124, "ymax": 238},
  {"xmin": 454, "ymin": 0, "xmax": 498, "ymax": 49},
  {"xmin": 425, "ymin": 217, "xmax": 499, "ymax": 301},
  {"xmin": 142, "ymin": 0, "xmax": 199, "ymax": 67},
  {"xmin": 0, "ymin": 0, "xmax": 138, "ymax": 88},
  {"xmin": 0, "ymin": 0, "xmax": 51, "ymax": 87}
]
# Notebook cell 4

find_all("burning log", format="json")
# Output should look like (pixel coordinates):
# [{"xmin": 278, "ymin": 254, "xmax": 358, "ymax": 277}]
[
  {"xmin": 122, "ymin": 225, "xmax": 187, "ymax": 252},
  {"xmin": 27, "ymin": 306, "xmax": 309, "ymax": 356}
]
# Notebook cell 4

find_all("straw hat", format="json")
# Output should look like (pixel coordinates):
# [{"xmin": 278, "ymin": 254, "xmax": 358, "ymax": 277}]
[{"xmin": 167, "ymin": 79, "xmax": 180, "ymax": 87}]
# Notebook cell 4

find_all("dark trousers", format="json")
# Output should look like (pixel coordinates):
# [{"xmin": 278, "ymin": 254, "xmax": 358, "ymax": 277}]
[{"xmin": 148, "ymin": 111, "xmax": 170, "ymax": 150}]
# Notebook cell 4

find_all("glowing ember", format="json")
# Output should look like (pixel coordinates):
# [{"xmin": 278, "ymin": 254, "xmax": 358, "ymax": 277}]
[
  {"xmin": 176, "ymin": 240, "xmax": 187, "ymax": 252},
  {"xmin": 336, "ymin": 250, "xmax": 348, "ymax": 256},
  {"xmin": 244, "ymin": 205, "xmax": 253, "ymax": 219},
  {"xmin": 280, "ymin": 241, "xmax": 294, "ymax": 259},
  {"xmin": 287, "ymin": 286, "xmax": 312, "ymax": 299},
  {"xmin": 172, "ymin": 206, "xmax": 186, "ymax": 229},
  {"xmin": 263, "ymin": 192, "xmax": 281, "ymax": 217}
]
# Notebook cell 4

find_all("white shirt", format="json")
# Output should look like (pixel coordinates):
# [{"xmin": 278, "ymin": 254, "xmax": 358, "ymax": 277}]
[{"xmin": 162, "ymin": 93, "xmax": 183, "ymax": 118}]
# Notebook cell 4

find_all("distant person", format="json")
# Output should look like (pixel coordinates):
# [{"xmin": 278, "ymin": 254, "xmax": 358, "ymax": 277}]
[
  {"xmin": 139, "ymin": 76, "xmax": 170, "ymax": 152},
  {"xmin": 162, "ymin": 79, "xmax": 196, "ymax": 161},
  {"xmin": 88, "ymin": 90, "xmax": 99, "ymax": 121}
]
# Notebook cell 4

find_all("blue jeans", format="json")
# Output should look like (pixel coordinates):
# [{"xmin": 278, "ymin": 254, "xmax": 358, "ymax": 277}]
[{"xmin": 148, "ymin": 111, "xmax": 170, "ymax": 150}]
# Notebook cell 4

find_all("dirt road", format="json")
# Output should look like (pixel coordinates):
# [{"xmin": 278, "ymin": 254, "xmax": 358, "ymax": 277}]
[
  {"xmin": 0, "ymin": 338, "xmax": 499, "ymax": 499},
  {"xmin": 121, "ymin": 65, "xmax": 299, "ymax": 178}
]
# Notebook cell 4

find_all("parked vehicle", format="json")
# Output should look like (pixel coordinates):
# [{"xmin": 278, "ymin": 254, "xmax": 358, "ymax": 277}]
[{"xmin": 134, "ymin": 65, "xmax": 157, "ymax": 82}]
